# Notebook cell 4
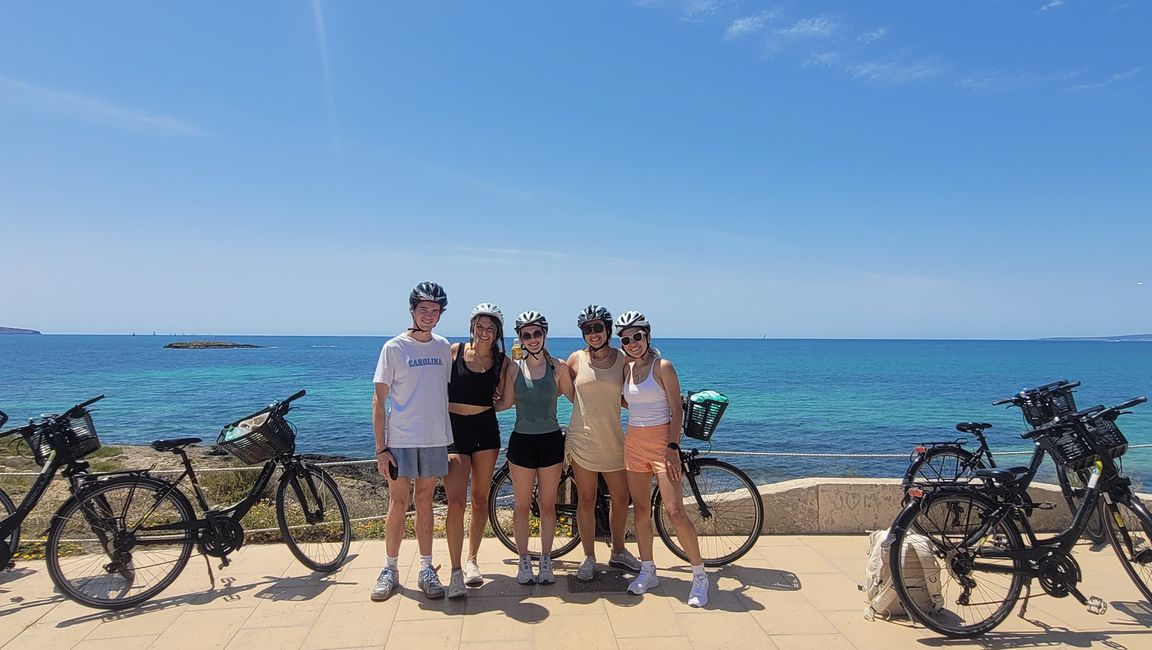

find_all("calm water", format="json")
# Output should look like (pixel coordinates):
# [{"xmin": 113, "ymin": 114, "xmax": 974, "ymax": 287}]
[{"xmin": 2, "ymin": 335, "xmax": 1150, "ymax": 483}]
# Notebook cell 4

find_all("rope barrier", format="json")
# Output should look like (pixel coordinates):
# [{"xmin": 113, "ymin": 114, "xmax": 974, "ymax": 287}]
[{"xmin": 1, "ymin": 444, "xmax": 1150, "ymax": 478}]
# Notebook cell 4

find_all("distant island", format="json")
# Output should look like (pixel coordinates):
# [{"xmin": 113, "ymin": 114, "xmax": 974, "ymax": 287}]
[
  {"xmin": 1038, "ymin": 334, "xmax": 1152, "ymax": 342},
  {"xmin": 164, "ymin": 341, "xmax": 264, "ymax": 349},
  {"xmin": 0, "ymin": 327, "xmax": 41, "ymax": 335}
]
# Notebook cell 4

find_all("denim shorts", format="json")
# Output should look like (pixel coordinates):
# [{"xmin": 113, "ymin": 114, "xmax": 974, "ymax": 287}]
[{"xmin": 390, "ymin": 446, "xmax": 449, "ymax": 479}]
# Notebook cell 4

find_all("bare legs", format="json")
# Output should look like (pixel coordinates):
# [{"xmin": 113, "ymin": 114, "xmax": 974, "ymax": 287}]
[
  {"xmin": 626, "ymin": 470, "xmax": 703, "ymax": 566},
  {"xmin": 510, "ymin": 462, "xmax": 563, "ymax": 555},
  {"xmin": 444, "ymin": 449, "xmax": 501, "ymax": 570},
  {"xmin": 572, "ymin": 462, "xmax": 632, "ymax": 557},
  {"xmin": 385, "ymin": 475, "xmax": 438, "ymax": 557}
]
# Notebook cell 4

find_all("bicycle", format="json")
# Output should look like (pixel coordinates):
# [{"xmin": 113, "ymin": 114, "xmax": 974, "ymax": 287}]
[
  {"xmin": 45, "ymin": 390, "xmax": 352, "ymax": 609},
  {"xmin": 888, "ymin": 395, "xmax": 1151, "ymax": 638},
  {"xmin": 903, "ymin": 380, "xmax": 1106, "ymax": 541},
  {"xmin": 487, "ymin": 390, "xmax": 765, "ymax": 567},
  {"xmin": 1, "ymin": 397, "xmax": 106, "ymax": 573}
]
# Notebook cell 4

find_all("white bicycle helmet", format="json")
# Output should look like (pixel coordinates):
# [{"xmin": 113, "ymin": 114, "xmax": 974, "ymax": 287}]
[
  {"xmin": 470, "ymin": 302, "xmax": 504, "ymax": 326},
  {"xmin": 515, "ymin": 310, "xmax": 549, "ymax": 333},
  {"xmin": 614, "ymin": 310, "xmax": 650, "ymax": 335},
  {"xmin": 409, "ymin": 282, "xmax": 448, "ymax": 310}
]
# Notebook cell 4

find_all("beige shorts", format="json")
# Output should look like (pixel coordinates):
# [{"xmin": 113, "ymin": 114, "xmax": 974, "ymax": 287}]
[{"xmin": 624, "ymin": 423, "xmax": 670, "ymax": 474}]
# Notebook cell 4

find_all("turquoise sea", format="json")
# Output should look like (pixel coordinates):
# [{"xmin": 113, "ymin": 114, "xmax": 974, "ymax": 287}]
[{"xmin": 2, "ymin": 335, "xmax": 1150, "ymax": 484}]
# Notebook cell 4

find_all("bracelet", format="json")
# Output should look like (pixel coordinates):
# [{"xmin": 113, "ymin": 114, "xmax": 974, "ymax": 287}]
[
  {"xmin": 667, "ymin": 442, "xmax": 680, "ymax": 450},
  {"xmin": 376, "ymin": 447, "xmax": 390, "ymax": 456}
]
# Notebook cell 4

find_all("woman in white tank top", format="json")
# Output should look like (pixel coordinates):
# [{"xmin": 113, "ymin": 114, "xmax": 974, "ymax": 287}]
[{"xmin": 616, "ymin": 310, "xmax": 711, "ymax": 608}]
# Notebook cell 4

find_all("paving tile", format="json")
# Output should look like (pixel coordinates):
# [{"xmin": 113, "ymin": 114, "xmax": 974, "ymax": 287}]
[
  {"xmin": 529, "ymin": 613, "xmax": 618, "ymax": 650},
  {"xmin": 82, "ymin": 604, "xmax": 185, "ymax": 639},
  {"xmin": 301, "ymin": 599, "xmax": 396, "ymax": 650},
  {"xmin": 225, "ymin": 625, "xmax": 311, "ymax": 650},
  {"xmin": 4, "ymin": 619, "xmax": 103, "ymax": 649},
  {"xmin": 73, "ymin": 635, "xmax": 159, "ymax": 650},
  {"xmin": 152, "ymin": 606, "xmax": 255, "ymax": 650},
  {"xmin": 616, "ymin": 637, "xmax": 693, "ymax": 650},
  {"xmin": 768, "ymin": 633, "xmax": 856, "ymax": 650},
  {"xmin": 383, "ymin": 618, "xmax": 463, "ymax": 650},
  {"xmin": 676, "ymin": 610, "xmax": 777, "ymax": 648}
]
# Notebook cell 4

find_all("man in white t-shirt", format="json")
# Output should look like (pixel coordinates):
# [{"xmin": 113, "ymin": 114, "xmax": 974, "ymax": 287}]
[{"xmin": 370, "ymin": 282, "xmax": 453, "ymax": 601}]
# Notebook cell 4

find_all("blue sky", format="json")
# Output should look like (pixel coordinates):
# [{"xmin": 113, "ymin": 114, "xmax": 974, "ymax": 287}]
[{"xmin": 1, "ymin": 1, "xmax": 1148, "ymax": 338}]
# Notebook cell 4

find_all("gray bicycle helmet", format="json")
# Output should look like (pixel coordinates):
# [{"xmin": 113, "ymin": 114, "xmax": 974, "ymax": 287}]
[
  {"xmin": 614, "ymin": 310, "xmax": 650, "ymax": 335},
  {"xmin": 515, "ymin": 310, "xmax": 549, "ymax": 333},
  {"xmin": 409, "ymin": 282, "xmax": 448, "ymax": 310},
  {"xmin": 576, "ymin": 304, "xmax": 612, "ymax": 328},
  {"xmin": 470, "ymin": 302, "xmax": 504, "ymax": 326}
]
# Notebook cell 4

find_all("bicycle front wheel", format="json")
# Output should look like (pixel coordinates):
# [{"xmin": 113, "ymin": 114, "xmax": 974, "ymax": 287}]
[
  {"xmin": 891, "ymin": 490, "xmax": 1025, "ymax": 638},
  {"xmin": 487, "ymin": 464, "xmax": 580, "ymax": 559},
  {"xmin": 46, "ymin": 476, "xmax": 195, "ymax": 609},
  {"xmin": 1060, "ymin": 467, "xmax": 1106, "ymax": 543},
  {"xmin": 654, "ymin": 459, "xmax": 763, "ymax": 567},
  {"xmin": 1103, "ymin": 495, "xmax": 1152, "ymax": 601},
  {"xmin": 1, "ymin": 488, "xmax": 18, "ymax": 560},
  {"xmin": 276, "ymin": 464, "xmax": 351, "ymax": 572}
]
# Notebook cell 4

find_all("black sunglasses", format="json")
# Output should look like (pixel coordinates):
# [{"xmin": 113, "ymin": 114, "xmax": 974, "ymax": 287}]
[
  {"xmin": 620, "ymin": 331, "xmax": 647, "ymax": 345},
  {"xmin": 520, "ymin": 329, "xmax": 545, "ymax": 340},
  {"xmin": 580, "ymin": 323, "xmax": 606, "ymax": 335}
]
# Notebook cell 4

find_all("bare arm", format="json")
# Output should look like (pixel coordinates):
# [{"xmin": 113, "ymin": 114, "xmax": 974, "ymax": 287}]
[
  {"xmin": 494, "ymin": 360, "xmax": 518, "ymax": 411},
  {"xmin": 553, "ymin": 357, "xmax": 575, "ymax": 403},
  {"xmin": 372, "ymin": 383, "xmax": 394, "ymax": 476},
  {"xmin": 657, "ymin": 359, "xmax": 684, "ymax": 480}
]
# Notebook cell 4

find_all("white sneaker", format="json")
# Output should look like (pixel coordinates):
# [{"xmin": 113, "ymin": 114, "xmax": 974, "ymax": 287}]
[
  {"xmin": 609, "ymin": 549, "xmax": 642, "ymax": 573},
  {"xmin": 447, "ymin": 569, "xmax": 468, "ymax": 599},
  {"xmin": 536, "ymin": 555, "xmax": 555, "ymax": 585},
  {"xmin": 575, "ymin": 556, "xmax": 596, "ymax": 582},
  {"xmin": 516, "ymin": 555, "xmax": 536, "ymax": 585},
  {"xmin": 462, "ymin": 558, "xmax": 483, "ymax": 586},
  {"xmin": 627, "ymin": 567, "xmax": 660, "ymax": 595},
  {"xmin": 687, "ymin": 572, "xmax": 709, "ymax": 607}
]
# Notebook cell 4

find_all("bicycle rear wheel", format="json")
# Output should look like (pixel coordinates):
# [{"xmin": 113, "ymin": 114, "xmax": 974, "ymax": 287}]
[
  {"xmin": 1103, "ymin": 495, "xmax": 1152, "ymax": 601},
  {"xmin": 1, "ymin": 488, "xmax": 18, "ymax": 560},
  {"xmin": 891, "ymin": 490, "xmax": 1025, "ymax": 638},
  {"xmin": 46, "ymin": 476, "xmax": 195, "ymax": 609},
  {"xmin": 487, "ymin": 464, "xmax": 580, "ymax": 559},
  {"xmin": 654, "ymin": 459, "xmax": 763, "ymax": 567},
  {"xmin": 1060, "ymin": 467, "xmax": 1106, "ymax": 543},
  {"xmin": 276, "ymin": 464, "xmax": 351, "ymax": 572}
]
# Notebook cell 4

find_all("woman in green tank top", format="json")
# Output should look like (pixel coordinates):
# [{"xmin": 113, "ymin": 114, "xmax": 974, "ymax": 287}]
[{"xmin": 495, "ymin": 310, "xmax": 574, "ymax": 586}]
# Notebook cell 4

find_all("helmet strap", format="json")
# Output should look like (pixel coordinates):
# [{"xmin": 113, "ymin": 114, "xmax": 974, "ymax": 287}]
[{"xmin": 588, "ymin": 341, "xmax": 610, "ymax": 353}]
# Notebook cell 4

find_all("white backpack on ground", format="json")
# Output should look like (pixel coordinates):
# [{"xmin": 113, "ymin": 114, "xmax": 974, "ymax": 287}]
[{"xmin": 861, "ymin": 528, "xmax": 944, "ymax": 621}]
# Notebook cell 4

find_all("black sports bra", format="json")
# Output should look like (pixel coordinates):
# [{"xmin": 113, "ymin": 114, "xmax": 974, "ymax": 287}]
[{"xmin": 448, "ymin": 343, "xmax": 503, "ymax": 407}]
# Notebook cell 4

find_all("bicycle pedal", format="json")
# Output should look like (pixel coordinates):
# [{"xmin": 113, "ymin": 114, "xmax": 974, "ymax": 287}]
[{"xmin": 1086, "ymin": 596, "xmax": 1108, "ymax": 615}]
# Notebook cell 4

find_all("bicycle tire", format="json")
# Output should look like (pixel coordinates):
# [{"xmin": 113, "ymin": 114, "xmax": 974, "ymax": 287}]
[
  {"xmin": 1103, "ymin": 494, "xmax": 1152, "ymax": 602},
  {"xmin": 890, "ymin": 490, "xmax": 1025, "ymax": 638},
  {"xmin": 46, "ymin": 475, "xmax": 195, "ymax": 609},
  {"xmin": 653, "ymin": 458, "xmax": 763, "ymax": 567},
  {"xmin": 1, "ymin": 488, "xmax": 18, "ymax": 560},
  {"xmin": 905, "ymin": 447, "xmax": 984, "ymax": 488},
  {"xmin": 487, "ymin": 464, "xmax": 580, "ymax": 559},
  {"xmin": 1059, "ymin": 467, "xmax": 1106, "ymax": 543},
  {"xmin": 276, "ymin": 464, "xmax": 351, "ymax": 572}
]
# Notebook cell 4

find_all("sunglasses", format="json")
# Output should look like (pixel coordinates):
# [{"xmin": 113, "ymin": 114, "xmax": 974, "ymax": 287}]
[
  {"xmin": 520, "ymin": 329, "xmax": 545, "ymax": 341},
  {"xmin": 580, "ymin": 323, "xmax": 606, "ymax": 335},
  {"xmin": 620, "ymin": 331, "xmax": 647, "ymax": 346}
]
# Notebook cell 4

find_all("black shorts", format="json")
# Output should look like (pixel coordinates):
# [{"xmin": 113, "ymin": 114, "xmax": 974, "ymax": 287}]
[
  {"xmin": 447, "ymin": 410, "xmax": 501, "ymax": 456},
  {"xmin": 506, "ymin": 430, "xmax": 565, "ymax": 469}
]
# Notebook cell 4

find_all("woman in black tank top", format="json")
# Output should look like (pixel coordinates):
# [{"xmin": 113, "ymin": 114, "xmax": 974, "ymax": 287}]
[{"xmin": 443, "ymin": 304, "xmax": 510, "ymax": 596}]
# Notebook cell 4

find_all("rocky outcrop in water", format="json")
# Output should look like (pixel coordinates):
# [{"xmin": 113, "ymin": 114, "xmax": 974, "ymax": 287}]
[
  {"xmin": 0, "ymin": 327, "xmax": 40, "ymax": 335},
  {"xmin": 164, "ymin": 341, "xmax": 263, "ymax": 349}
]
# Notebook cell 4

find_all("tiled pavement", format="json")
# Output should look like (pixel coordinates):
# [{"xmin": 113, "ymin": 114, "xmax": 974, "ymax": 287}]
[{"xmin": 1, "ymin": 536, "xmax": 1149, "ymax": 649}]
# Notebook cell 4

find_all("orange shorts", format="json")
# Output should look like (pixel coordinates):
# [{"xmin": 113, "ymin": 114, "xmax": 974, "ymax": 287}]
[{"xmin": 624, "ymin": 423, "xmax": 671, "ymax": 474}]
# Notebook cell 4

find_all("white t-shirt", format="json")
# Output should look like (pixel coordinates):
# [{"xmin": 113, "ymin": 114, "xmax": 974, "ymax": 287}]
[{"xmin": 373, "ymin": 332, "xmax": 452, "ymax": 448}]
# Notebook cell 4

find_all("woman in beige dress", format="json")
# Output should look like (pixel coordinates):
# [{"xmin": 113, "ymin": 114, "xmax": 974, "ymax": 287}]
[{"xmin": 565, "ymin": 305, "xmax": 641, "ymax": 580}]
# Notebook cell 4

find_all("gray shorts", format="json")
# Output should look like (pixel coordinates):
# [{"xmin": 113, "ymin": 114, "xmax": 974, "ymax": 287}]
[{"xmin": 391, "ymin": 446, "xmax": 449, "ymax": 479}]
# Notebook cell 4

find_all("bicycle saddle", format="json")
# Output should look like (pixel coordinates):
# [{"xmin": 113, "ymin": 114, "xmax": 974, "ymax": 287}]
[
  {"xmin": 972, "ymin": 466, "xmax": 1030, "ymax": 486},
  {"xmin": 956, "ymin": 422, "xmax": 993, "ymax": 434},
  {"xmin": 151, "ymin": 437, "xmax": 202, "ymax": 452}
]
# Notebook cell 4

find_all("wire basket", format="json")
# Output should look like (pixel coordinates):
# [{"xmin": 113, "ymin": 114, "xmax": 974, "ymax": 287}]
[
  {"xmin": 1035, "ymin": 417, "xmax": 1128, "ymax": 471},
  {"xmin": 23, "ymin": 411, "xmax": 102, "ymax": 467},
  {"xmin": 216, "ymin": 411, "xmax": 296, "ymax": 464},
  {"xmin": 1018, "ymin": 386, "xmax": 1078, "ymax": 428},
  {"xmin": 682, "ymin": 390, "xmax": 729, "ymax": 441}
]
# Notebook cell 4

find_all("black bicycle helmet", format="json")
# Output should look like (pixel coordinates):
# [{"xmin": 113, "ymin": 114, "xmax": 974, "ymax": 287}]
[
  {"xmin": 576, "ymin": 304, "xmax": 612, "ymax": 328},
  {"xmin": 515, "ymin": 310, "xmax": 549, "ymax": 333},
  {"xmin": 409, "ymin": 282, "xmax": 448, "ymax": 310}
]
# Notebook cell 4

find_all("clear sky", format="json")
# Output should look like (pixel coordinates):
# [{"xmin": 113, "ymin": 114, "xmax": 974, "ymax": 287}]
[{"xmin": 1, "ymin": 1, "xmax": 1148, "ymax": 338}]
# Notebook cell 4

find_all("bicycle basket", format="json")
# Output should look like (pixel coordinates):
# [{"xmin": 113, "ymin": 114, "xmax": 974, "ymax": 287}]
[
  {"xmin": 216, "ymin": 410, "xmax": 295, "ymax": 464},
  {"xmin": 1035, "ymin": 417, "xmax": 1128, "ymax": 471},
  {"xmin": 682, "ymin": 390, "xmax": 729, "ymax": 441},
  {"xmin": 1018, "ymin": 386, "xmax": 1078, "ymax": 428},
  {"xmin": 22, "ymin": 411, "xmax": 102, "ymax": 467}
]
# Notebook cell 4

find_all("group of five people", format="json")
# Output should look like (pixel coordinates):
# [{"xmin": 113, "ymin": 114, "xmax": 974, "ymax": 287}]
[{"xmin": 370, "ymin": 282, "xmax": 709, "ymax": 608}]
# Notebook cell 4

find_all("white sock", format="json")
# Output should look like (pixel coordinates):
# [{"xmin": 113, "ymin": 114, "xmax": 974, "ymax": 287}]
[
  {"xmin": 420, "ymin": 554, "xmax": 433, "ymax": 569},
  {"xmin": 692, "ymin": 563, "xmax": 706, "ymax": 577},
  {"xmin": 386, "ymin": 555, "xmax": 399, "ymax": 570}
]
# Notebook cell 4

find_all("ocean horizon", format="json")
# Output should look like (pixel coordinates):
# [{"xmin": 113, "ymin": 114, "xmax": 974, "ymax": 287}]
[{"xmin": 3, "ymin": 335, "xmax": 1150, "ymax": 485}]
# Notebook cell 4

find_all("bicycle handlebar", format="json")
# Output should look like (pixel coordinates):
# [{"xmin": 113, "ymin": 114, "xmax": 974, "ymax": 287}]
[
  {"xmin": 0, "ymin": 410, "xmax": 7, "ymax": 429},
  {"xmin": 228, "ymin": 390, "xmax": 307, "ymax": 426},
  {"xmin": 1019, "ymin": 395, "xmax": 1145, "ymax": 439},
  {"xmin": 993, "ymin": 380, "xmax": 1079, "ymax": 406}
]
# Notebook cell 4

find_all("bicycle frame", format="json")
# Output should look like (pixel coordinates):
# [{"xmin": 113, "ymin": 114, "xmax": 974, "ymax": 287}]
[{"xmin": 0, "ymin": 448, "xmax": 93, "ymax": 568}]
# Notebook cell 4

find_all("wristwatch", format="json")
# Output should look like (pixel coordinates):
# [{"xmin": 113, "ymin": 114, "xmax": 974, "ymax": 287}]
[
  {"xmin": 376, "ymin": 447, "xmax": 390, "ymax": 456},
  {"xmin": 667, "ymin": 441, "xmax": 680, "ymax": 450}
]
